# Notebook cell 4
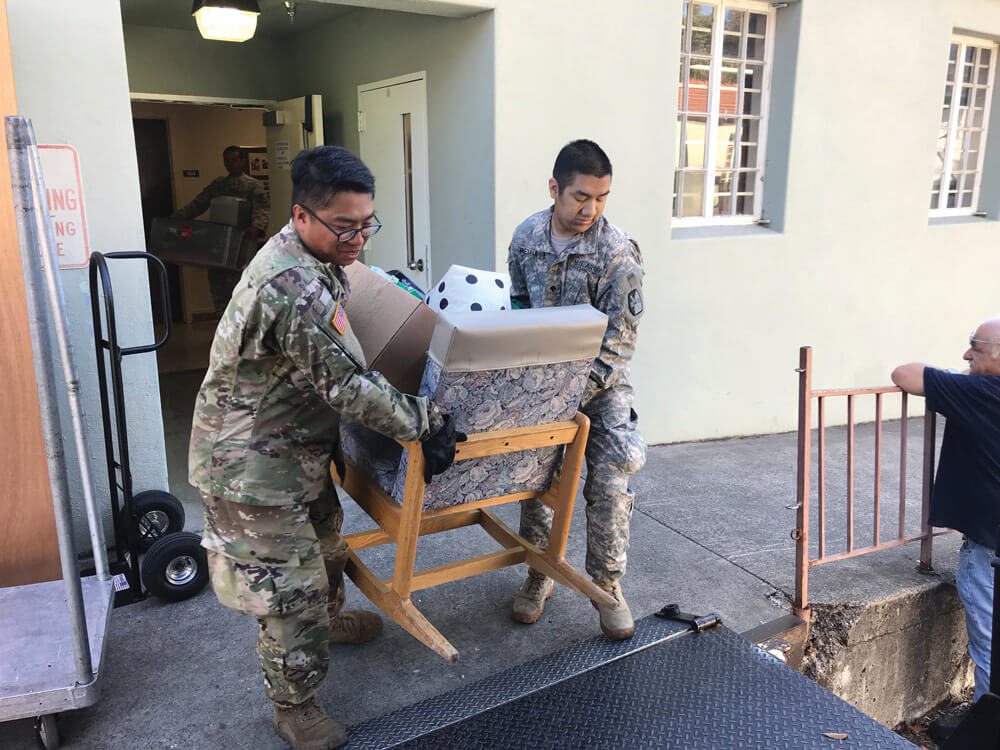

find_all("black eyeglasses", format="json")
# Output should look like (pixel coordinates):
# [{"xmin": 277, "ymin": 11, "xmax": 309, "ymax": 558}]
[{"xmin": 299, "ymin": 204, "xmax": 382, "ymax": 242}]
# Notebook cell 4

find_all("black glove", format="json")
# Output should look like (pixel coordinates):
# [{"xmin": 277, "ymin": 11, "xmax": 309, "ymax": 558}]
[{"xmin": 421, "ymin": 413, "xmax": 467, "ymax": 483}]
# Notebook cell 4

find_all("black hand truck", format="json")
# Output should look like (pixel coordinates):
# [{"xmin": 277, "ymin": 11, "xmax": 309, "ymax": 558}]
[{"xmin": 89, "ymin": 251, "xmax": 207, "ymax": 606}]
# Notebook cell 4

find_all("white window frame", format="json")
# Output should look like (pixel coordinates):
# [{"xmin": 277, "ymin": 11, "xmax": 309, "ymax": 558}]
[
  {"xmin": 930, "ymin": 33, "xmax": 998, "ymax": 217},
  {"xmin": 673, "ymin": 0, "xmax": 777, "ymax": 227}
]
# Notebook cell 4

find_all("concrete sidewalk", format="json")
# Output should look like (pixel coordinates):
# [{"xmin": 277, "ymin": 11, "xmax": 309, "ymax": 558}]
[{"xmin": 0, "ymin": 372, "xmax": 964, "ymax": 748}]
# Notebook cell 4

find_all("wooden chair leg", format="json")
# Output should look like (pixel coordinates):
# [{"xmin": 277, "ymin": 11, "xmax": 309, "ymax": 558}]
[
  {"xmin": 345, "ymin": 551, "xmax": 459, "ymax": 662},
  {"xmin": 479, "ymin": 510, "xmax": 617, "ymax": 610}
]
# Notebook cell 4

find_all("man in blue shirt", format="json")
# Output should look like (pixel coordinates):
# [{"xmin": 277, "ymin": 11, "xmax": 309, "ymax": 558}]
[{"xmin": 891, "ymin": 317, "xmax": 1000, "ymax": 708}]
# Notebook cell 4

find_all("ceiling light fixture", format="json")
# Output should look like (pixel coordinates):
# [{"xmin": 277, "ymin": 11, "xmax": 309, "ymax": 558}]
[{"xmin": 192, "ymin": 0, "xmax": 262, "ymax": 43}]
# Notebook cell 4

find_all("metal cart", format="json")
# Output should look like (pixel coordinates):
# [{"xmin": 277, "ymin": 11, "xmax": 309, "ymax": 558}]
[{"xmin": 0, "ymin": 117, "xmax": 115, "ymax": 748}]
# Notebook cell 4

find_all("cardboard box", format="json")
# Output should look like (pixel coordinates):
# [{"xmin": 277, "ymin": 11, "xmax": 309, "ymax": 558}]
[{"xmin": 343, "ymin": 263, "xmax": 437, "ymax": 394}]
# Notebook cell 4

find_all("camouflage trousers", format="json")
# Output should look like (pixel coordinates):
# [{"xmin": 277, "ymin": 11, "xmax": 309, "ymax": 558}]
[
  {"xmin": 200, "ymin": 490, "xmax": 349, "ymax": 707},
  {"xmin": 520, "ymin": 391, "xmax": 646, "ymax": 584}
]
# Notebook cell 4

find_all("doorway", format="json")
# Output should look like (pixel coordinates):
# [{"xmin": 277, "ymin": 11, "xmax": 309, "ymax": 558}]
[
  {"xmin": 133, "ymin": 117, "xmax": 180, "ymax": 325},
  {"xmin": 358, "ymin": 73, "xmax": 432, "ymax": 291}
]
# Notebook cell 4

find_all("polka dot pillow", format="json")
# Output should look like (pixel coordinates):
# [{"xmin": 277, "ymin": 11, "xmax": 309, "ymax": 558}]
[{"xmin": 425, "ymin": 264, "xmax": 512, "ymax": 312}]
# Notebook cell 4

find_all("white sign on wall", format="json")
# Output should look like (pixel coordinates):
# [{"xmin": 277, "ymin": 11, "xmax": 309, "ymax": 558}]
[{"xmin": 38, "ymin": 144, "xmax": 89, "ymax": 269}]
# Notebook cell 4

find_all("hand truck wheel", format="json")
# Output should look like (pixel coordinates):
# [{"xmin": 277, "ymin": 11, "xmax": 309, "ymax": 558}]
[
  {"xmin": 140, "ymin": 532, "xmax": 208, "ymax": 602},
  {"xmin": 132, "ymin": 490, "xmax": 185, "ymax": 551}
]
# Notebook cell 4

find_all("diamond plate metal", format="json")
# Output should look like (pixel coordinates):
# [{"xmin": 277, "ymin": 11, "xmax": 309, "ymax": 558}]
[{"xmin": 346, "ymin": 614, "xmax": 914, "ymax": 749}]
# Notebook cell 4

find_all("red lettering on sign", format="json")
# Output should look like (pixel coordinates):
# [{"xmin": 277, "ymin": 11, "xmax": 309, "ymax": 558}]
[
  {"xmin": 180, "ymin": 226, "xmax": 193, "ymax": 240},
  {"xmin": 56, "ymin": 242, "xmax": 65, "ymax": 256}
]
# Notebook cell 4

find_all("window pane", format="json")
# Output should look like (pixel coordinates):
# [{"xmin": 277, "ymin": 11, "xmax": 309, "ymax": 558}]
[
  {"xmin": 961, "ymin": 190, "xmax": 974, "ymax": 208},
  {"xmin": 692, "ymin": 28, "xmax": 712, "ymax": 55},
  {"xmin": 723, "ymin": 33, "xmax": 741, "ymax": 58},
  {"xmin": 678, "ymin": 56, "xmax": 686, "ymax": 112},
  {"xmin": 713, "ymin": 171, "xmax": 734, "ymax": 215},
  {"xmin": 960, "ymin": 85, "xmax": 972, "ymax": 106},
  {"xmin": 967, "ymin": 129, "xmax": 982, "ymax": 157},
  {"xmin": 692, "ymin": 3, "xmax": 714, "ymax": 28},
  {"xmin": 681, "ymin": 171, "xmax": 705, "ymax": 217},
  {"xmin": 736, "ymin": 172, "xmax": 756, "ymax": 215},
  {"xmin": 739, "ymin": 139, "xmax": 758, "ymax": 169},
  {"xmin": 963, "ymin": 63, "xmax": 975, "ymax": 83},
  {"xmin": 744, "ymin": 86, "xmax": 762, "ymax": 116},
  {"xmin": 685, "ymin": 117, "xmax": 707, "ymax": 167},
  {"xmin": 979, "ymin": 64, "xmax": 991, "ymax": 85},
  {"xmin": 949, "ymin": 43, "xmax": 959, "ymax": 62},
  {"xmin": 746, "ymin": 35, "xmax": 765, "ymax": 61},
  {"xmin": 716, "ymin": 117, "xmax": 738, "ymax": 169},
  {"xmin": 720, "ymin": 64, "xmax": 739, "ymax": 114},
  {"xmin": 673, "ymin": 170, "xmax": 681, "ymax": 217},
  {"xmin": 748, "ymin": 12, "xmax": 766, "ymax": 35},
  {"xmin": 982, "ymin": 48, "xmax": 992, "ymax": 66},
  {"xmin": 744, "ymin": 63, "xmax": 764, "ymax": 92},
  {"xmin": 680, "ymin": 1, "xmax": 689, "ymax": 48},
  {"xmin": 688, "ymin": 57, "xmax": 711, "ymax": 112},
  {"xmin": 965, "ymin": 46, "xmax": 976, "ymax": 64},
  {"xmin": 675, "ymin": 115, "xmax": 683, "ymax": 166},
  {"xmin": 724, "ymin": 8, "xmax": 743, "ymax": 31},
  {"xmin": 975, "ymin": 87, "xmax": 987, "ymax": 108}
]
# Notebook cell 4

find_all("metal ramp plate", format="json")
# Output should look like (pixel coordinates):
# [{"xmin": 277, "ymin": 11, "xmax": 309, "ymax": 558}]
[{"xmin": 347, "ymin": 613, "xmax": 913, "ymax": 749}]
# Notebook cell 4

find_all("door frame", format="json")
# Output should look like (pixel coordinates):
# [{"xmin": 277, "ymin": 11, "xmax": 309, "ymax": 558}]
[
  {"xmin": 357, "ymin": 71, "xmax": 426, "ymax": 95},
  {"xmin": 130, "ymin": 92, "xmax": 276, "ymax": 108},
  {"xmin": 357, "ymin": 71, "xmax": 432, "ymax": 287}
]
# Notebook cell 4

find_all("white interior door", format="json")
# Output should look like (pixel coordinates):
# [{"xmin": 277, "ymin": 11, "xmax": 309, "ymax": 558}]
[
  {"xmin": 265, "ymin": 95, "xmax": 323, "ymax": 236},
  {"xmin": 357, "ymin": 74, "xmax": 431, "ymax": 290}
]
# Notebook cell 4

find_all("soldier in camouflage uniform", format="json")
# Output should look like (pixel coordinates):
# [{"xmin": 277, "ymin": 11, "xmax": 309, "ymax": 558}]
[
  {"xmin": 507, "ymin": 140, "xmax": 646, "ymax": 641},
  {"xmin": 174, "ymin": 145, "xmax": 270, "ymax": 313},
  {"xmin": 190, "ymin": 145, "xmax": 459, "ymax": 750}
]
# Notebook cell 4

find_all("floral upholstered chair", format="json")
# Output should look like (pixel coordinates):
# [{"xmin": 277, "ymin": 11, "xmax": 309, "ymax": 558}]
[{"xmin": 336, "ymin": 304, "xmax": 620, "ymax": 660}]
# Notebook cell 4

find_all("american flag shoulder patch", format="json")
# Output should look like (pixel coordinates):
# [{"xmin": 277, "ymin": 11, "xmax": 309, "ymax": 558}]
[{"xmin": 331, "ymin": 301, "xmax": 348, "ymax": 335}]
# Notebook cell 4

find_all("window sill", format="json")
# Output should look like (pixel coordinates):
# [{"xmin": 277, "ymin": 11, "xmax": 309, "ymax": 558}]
[
  {"xmin": 671, "ymin": 223, "xmax": 779, "ymax": 241},
  {"xmin": 928, "ymin": 214, "xmax": 993, "ymax": 227}
]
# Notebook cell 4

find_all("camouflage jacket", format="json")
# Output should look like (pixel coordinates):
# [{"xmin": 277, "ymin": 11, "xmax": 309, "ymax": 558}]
[
  {"xmin": 175, "ymin": 173, "xmax": 270, "ymax": 232},
  {"xmin": 507, "ymin": 208, "xmax": 644, "ymax": 399},
  {"xmin": 189, "ymin": 222, "xmax": 436, "ymax": 506}
]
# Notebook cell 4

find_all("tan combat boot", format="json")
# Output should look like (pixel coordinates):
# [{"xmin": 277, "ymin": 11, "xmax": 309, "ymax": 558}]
[
  {"xmin": 328, "ymin": 609, "xmax": 383, "ymax": 644},
  {"xmin": 593, "ymin": 580, "xmax": 635, "ymax": 640},
  {"xmin": 511, "ymin": 569, "xmax": 554, "ymax": 623},
  {"xmin": 273, "ymin": 697, "xmax": 346, "ymax": 750}
]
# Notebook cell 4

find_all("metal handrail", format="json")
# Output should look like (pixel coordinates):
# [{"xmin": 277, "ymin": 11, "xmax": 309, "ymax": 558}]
[{"xmin": 792, "ymin": 346, "xmax": 950, "ymax": 621}]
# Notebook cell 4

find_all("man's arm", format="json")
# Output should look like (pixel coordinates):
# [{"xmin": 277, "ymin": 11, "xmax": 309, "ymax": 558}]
[
  {"xmin": 173, "ymin": 180, "xmax": 219, "ymax": 220},
  {"xmin": 890, "ymin": 363, "xmax": 927, "ymax": 396},
  {"xmin": 249, "ymin": 179, "xmax": 270, "ymax": 234},
  {"xmin": 506, "ymin": 242, "xmax": 531, "ymax": 309}
]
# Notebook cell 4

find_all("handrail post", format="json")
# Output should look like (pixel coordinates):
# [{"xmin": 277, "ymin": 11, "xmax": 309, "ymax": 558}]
[
  {"xmin": 793, "ymin": 346, "xmax": 812, "ymax": 621},
  {"xmin": 919, "ymin": 409, "xmax": 937, "ymax": 571}
]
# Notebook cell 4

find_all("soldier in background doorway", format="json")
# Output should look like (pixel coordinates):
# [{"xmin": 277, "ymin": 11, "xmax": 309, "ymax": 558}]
[
  {"xmin": 507, "ymin": 139, "xmax": 646, "ymax": 641},
  {"xmin": 174, "ymin": 144, "xmax": 270, "ymax": 313}
]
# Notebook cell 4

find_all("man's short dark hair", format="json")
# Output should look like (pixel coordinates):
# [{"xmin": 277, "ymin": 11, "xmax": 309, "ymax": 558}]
[
  {"xmin": 552, "ymin": 139, "xmax": 612, "ymax": 193},
  {"xmin": 291, "ymin": 145, "xmax": 375, "ymax": 209},
  {"xmin": 223, "ymin": 145, "xmax": 245, "ymax": 159}
]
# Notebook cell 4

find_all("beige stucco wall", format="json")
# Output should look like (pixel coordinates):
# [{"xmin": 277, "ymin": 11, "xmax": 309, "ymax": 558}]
[
  {"xmin": 124, "ymin": 24, "xmax": 283, "ymax": 101},
  {"xmin": 288, "ymin": 8, "xmax": 496, "ymax": 278},
  {"xmin": 493, "ymin": 0, "xmax": 1000, "ymax": 444},
  {"xmin": 7, "ymin": 0, "xmax": 168, "ymax": 550}
]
